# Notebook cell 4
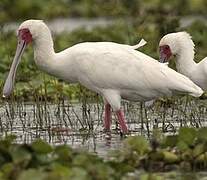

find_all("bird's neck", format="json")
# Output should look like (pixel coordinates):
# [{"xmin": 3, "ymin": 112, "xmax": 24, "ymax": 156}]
[
  {"xmin": 33, "ymin": 31, "xmax": 59, "ymax": 74},
  {"xmin": 33, "ymin": 31, "xmax": 78, "ymax": 83},
  {"xmin": 175, "ymin": 44, "xmax": 197, "ymax": 76}
]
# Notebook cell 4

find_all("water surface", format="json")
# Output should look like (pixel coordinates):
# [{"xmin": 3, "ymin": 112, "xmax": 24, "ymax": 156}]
[{"xmin": 0, "ymin": 99, "xmax": 206, "ymax": 158}]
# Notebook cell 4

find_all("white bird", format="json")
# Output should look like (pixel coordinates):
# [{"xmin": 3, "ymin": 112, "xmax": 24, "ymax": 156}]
[
  {"xmin": 3, "ymin": 20, "xmax": 203, "ymax": 134},
  {"xmin": 159, "ymin": 32, "xmax": 207, "ymax": 90}
]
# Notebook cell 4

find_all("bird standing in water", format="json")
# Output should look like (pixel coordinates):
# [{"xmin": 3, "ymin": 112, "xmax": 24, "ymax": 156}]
[{"xmin": 3, "ymin": 20, "xmax": 203, "ymax": 134}]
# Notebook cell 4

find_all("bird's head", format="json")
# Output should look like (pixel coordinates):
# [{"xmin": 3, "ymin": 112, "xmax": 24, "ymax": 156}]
[
  {"xmin": 159, "ymin": 32, "xmax": 194, "ymax": 63},
  {"xmin": 18, "ymin": 20, "xmax": 48, "ymax": 43},
  {"xmin": 3, "ymin": 20, "xmax": 47, "ymax": 97}
]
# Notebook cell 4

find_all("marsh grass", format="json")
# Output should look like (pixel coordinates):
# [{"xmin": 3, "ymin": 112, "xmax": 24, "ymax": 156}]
[{"xmin": 0, "ymin": 93, "xmax": 206, "ymax": 147}]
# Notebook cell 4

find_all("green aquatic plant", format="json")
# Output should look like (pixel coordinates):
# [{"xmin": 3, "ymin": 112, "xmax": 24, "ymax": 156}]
[
  {"xmin": 1, "ymin": 128, "xmax": 207, "ymax": 179},
  {"xmin": 109, "ymin": 127, "xmax": 207, "ymax": 172}
]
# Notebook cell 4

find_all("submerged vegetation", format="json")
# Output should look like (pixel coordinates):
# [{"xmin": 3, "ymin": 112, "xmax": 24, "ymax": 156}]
[{"xmin": 1, "ymin": 128, "xmax": 207, "ymax": 180}]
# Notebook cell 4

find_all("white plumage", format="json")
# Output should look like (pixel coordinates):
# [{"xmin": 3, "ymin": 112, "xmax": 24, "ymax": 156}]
[
  {"xmin": 3, "ymin": 20, "xmax": 203, "ymax": 134},
  {"xmin": 159, "ymin": 32, "xmax": 207, "ymax": 90}
]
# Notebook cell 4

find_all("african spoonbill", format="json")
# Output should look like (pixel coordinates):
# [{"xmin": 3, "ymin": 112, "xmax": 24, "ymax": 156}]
[
  {"xmin": 3, "ymin": 20, "xmax": 204, "ymax": 134},
  {"xmin": 159, "ymin": 32, "xmax": 207, "ymax": 90}
]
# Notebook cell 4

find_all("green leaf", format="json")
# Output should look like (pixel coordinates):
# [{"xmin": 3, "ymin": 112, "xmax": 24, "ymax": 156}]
[
  {"xmin": 0, "ymin": 135, "xmax": 16, "ymax": 148},
  {"xmin": 10, "ymin": 145, "xmax": 32, "ymax": 164},
  {"xmin": 140, "ymin": 173, "xmax": 164, "ymax": 180},
  {"xmin": 55, "ymin": 145, "xmax": 73, "ymax": 162},
  {"xmin": 162, "ymin": 151, "xmax": 179, "ymax": 164},
  {"xmin": 193, "ymin": 144, "xmax": 205, "ymax": 158},
  {"xmin": 197, "ymin": 127, "xmax": 207, "ymax": 142},
  {"xmin": 31, "ymin": 139, "xmax": 53, "ymax": 154},
  {"xmin": 162, "ymin": 135, "xmax": 178, "ymax": 148},
  {"xmin": 72, "ymin": 153, "xmax": 91, "ymax": 167},
  {"xmin": 68, "ymin": 167, "xmax": 89, "ymax": 180},
  {"xmin": 178, "ymin": 127, "xmax": 197, "ymax": 146},
  {"xmin": 195, "ymin": 153, "xmax": 207, "ymax": 164},
  {"xmin": 177, "ymin": 141, "xmax": 189, "ymax": 151},
  {"xmin": 47, "ymin": 163, "xmax": 71, "ymax": 178},
  {"xmin": 124, "ymin": 136, "xmax": 149, "ymax": 156},
  {"xmin": 0, "ymin": 163, "xmax": 14, "ymax": 178},
  {"xmin": 181, "ymin": 149, "xmax": 193, "ymax": 161},
  {"xmin": 17, "ymin": 169, "xmax": 47, "ymax": 180},
  {"xmin": 149, "ymin": 151, "xmax": 164, "ymax": 161}
]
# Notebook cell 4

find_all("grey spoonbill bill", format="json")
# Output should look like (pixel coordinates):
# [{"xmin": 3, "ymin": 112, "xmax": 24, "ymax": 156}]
[
  {"xmin": 3, "ymin": 20, "xmax": 204, "ymax": 134},
  {"xmin": 159, "ymin": 32, "xmax": 207, "ymax": 90}
]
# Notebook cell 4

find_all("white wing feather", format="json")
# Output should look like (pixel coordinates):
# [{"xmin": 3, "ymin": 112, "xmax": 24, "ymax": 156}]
[{"xmin": 66, "ymin": 42, "xmax": 203, "ymax": 100}]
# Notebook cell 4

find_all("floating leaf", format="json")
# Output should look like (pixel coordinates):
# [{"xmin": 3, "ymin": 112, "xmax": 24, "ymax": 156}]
[
  {"xmin": 162, "ymin": 151, "xmax": 179, "ymax": 164},
  {"xmin": 0, "ymin": 135, "xmax": 16, "ymax": 148},
  {"xmin": 149, "ymin": 151, "xmax": 164, "ymax": 161},
  {"xmin": 162, "ymin": 135, "xmax": 178, "ymax": 148},
  {"xmin": 181, "ymin": 149, "xmax": 193, "ymax": 161},
  {"xmin": 178, "ymin": 127, "xmax": 197, "ymax": 146},
  {"xmin": 31, "ymin": 139, "xmax": 53, "ymax": 154},
  {"xmin": 55, "ymin": 145, "xmax": 73, "ymax": 159},
  {"xmin": 0, "ymin": 163, "xmax": 14, "ymax": 179},
  {"xmin": 17, "ymin": 169, "xmax": 47, "ymax": 180},
  {"xmin": 197, "ymin": 128, "xmax": 207, "ymax": 142},
  {"xmin": 124, "ymin": 136, "xmax": 149, "ymax": 156},
  {"xmin": 47, "ymin": 163, "xmax": 71, "ymax": 178},
  {"xmin": 195, "ymin": 152, "xmax": 207, "ymax": 165},
  {"xmin": 10, "ymin": 145, "xmax": 32, "ymax": 165},
  {"xmin": 193, "ymin": 144, "xmax": 205, "ymax": 158},
  {"xmin": 177, "ymin": 141, "xmax": 189, "ymax": 151},
  {"xmin": 72, "ymin": 153, "xmax": 93, "ymax": 168},
  {"xmin": 68, "ymin": 167, "xmax": 89, "ymax": 180}
]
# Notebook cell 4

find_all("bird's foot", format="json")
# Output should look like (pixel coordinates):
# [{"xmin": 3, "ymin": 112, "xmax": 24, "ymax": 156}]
[
  {"xmin": 103, "ymin": 128, "xmax": 112, "ymax": 140},
  {"xmin": 120, "ymin": 130, "xmax": 130, "ymax": 138},
  {"xmin": 103, "ymin": 128, "xmax": 112, "ymax": 135},
  {"xmin": 103, "ymin": 128, "xmax": 111, "ymax": 133}
]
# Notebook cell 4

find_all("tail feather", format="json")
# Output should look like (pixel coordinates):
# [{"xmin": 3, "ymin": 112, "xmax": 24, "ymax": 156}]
[
  {"xmin": 161, "ymin": 65, "xmax": 203, "ymax": 97},
  {"xmin": 132, "ymin": 39, "xmax": 147, "ymax": 49},
  {"xmin": 171, "ymin": 71, "xmax": 203, "ymax": 97}
]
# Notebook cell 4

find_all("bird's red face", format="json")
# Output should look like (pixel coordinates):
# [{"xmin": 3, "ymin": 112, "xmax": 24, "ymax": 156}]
[
  {"xmin": 3, "ymin": 28, "xmax": 33, "ymax": 97},
  {"xmin": 18, "ymin": 28, "xmax": 33, "ymax": 44},
  {"xmin": 159, "ymin": 45, "xmax": 172, "ymax": 63}
]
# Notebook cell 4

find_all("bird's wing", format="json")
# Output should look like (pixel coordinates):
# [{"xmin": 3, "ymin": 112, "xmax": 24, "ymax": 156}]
[
  {"xmin": 157, "ymin": 63, "xmax": 203, "ymax": 97},
  {"xmin": 74, "ymin": 47, "xmax": 175, "ymax": 94},
  {"xmin": 71, "ymin": 43, "xmax": 202, "ymax": 98}
]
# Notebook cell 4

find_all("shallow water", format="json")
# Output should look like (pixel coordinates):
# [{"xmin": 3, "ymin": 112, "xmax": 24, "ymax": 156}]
[{"xmin": 0, "ymin": 98, "xmax": 206, "ymax": 158}]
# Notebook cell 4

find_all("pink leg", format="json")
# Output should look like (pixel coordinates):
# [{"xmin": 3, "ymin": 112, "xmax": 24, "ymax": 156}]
[
  {"xmin": 104, "ymin": 103, "xmax": 112, "ymax": 131},
  {"xmin": 115, "ymin": 110, "xmax": 128, "ymax": 133}
]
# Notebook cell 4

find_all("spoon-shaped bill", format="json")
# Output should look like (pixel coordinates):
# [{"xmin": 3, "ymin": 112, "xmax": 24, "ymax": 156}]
[
  {"xmin": 3, "ymin": 39, "xmax": 27, "ymax": 97},
  {"xmin": 159, "ymin": 48, "xmax": 167, "ymax": 63}
]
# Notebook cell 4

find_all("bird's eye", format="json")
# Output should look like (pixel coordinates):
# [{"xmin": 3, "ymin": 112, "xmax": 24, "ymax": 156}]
[
  {"xmin": 25, "ymin": 29, "xmax": 30, "ymax": 33},
  {"xmin": 164, "ymin": 45, "xmax": 169, "ymax": 50}
]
